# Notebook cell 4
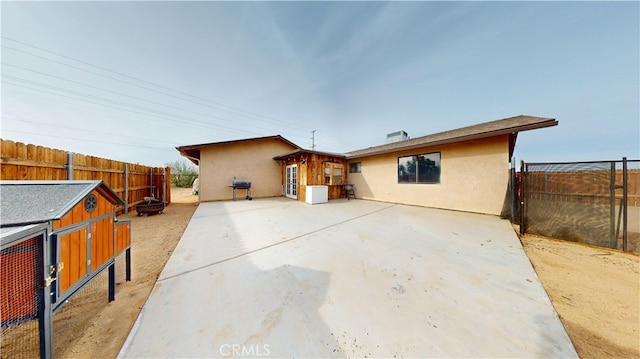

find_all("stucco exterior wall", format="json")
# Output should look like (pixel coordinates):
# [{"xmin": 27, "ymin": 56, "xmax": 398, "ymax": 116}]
[
  {"xmin": 199, "ymin": 139, "xmax": 296, "ymax": 201},
  {"xmin": 347, "ymin": 136, "xmax": 510, "ymax": 215}
]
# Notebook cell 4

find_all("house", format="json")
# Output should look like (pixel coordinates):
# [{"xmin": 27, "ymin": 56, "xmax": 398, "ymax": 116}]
[
  {"xmin": 346, "ymin": 115, "xmax": 557, "ymax": 215},
  {"xmin": 0, "ymin": 180, "xmax": 132, "ymax": 357},
  {"xmin": 176, "ymin": 135, "xmax": 298, "ymax": 202},
  {"xmin": 177, "ymin": 115, "xmax": 557, "ymax": 215}
]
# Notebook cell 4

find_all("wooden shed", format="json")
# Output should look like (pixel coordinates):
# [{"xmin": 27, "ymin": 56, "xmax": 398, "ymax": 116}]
[
  {"xmin": 0, "ymin": 180, "xmax": 131, "ymax": 358},
  {"xmin": 273, "ymin": 149, "xmax": 349, "ymax": 203}
]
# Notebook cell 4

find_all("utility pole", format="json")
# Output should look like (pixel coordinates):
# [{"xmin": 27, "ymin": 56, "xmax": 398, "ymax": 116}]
[{"xmin": 311, "ymin": 130, "xmax": 316, "ymax": 150}]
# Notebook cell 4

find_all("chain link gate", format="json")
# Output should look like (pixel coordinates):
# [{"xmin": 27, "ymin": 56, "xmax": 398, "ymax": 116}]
[{"xmin": 519, "ymin": 158, "xmax": 638, "ymax": 252}]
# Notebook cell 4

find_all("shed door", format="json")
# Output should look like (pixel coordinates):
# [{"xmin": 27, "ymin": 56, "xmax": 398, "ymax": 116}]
[{"xmin": 286, "ymin": 165, "xmax": 297, "ymax": 199}]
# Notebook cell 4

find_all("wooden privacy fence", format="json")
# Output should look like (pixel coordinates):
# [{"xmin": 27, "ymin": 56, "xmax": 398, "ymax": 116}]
[{"xmin": 0, "ymin": 139, "xmax": 170, "ymax": 213}]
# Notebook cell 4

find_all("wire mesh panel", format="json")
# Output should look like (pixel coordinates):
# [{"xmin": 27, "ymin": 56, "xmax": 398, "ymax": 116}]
[
  {"xmin": 51, "ymin": 254, "xmax": 127, "ymax": 358},
  {"xmin": 524, "ymin": 161, "xmax": 614, "ymax": 248},
  {"xmin": 0, "ymin": 236, "xmax": 42, "ymax": 358},
  {"xmin": 621, "ymin": 160, "xmax": 640, "ymax": 252},
  {"xmin": 52, "ymin": 267, "xmax": 110, "ymax": 358}
]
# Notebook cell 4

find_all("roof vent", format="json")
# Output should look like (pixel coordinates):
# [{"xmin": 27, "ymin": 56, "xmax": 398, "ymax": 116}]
[{"xmin": 386, "ymin": 130, "xmax": 409, "ymax": 144}]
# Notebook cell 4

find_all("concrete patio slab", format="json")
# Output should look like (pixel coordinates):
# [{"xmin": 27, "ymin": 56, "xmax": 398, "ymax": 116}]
[{"xmin": 119, "ymin": 198, "xmax": 577, "ymax": 358}]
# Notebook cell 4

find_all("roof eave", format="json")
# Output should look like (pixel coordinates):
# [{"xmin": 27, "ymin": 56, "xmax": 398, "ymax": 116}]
[
  {"xmin": 347, "ymin": 119, "xmax": 558, "ymax": 160},
  {"xmin": 176, "ymin": 135, "xmax": 300, "ymax": 160},
  {"xmin": 53, "ymin": 181, "xmax": 124, "ymax": 219},
  {"xmin": 273, "ymin": 148, "xmax": 347, "ymax": 161}
]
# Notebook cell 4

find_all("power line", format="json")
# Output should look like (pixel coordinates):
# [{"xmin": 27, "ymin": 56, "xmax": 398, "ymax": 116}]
[
  {"xmin": 1, "ymin": 37, "xmax": 313, "ymax": 132},
  {"xmin": 2, "ymin": 116, "xmax": 172, "ymax": 145},
  {"xmin": 1, "ymin": 78, "xmax": 265, "ymax": 137},
  {"xmin": 1, "ymin": 64, "xmax": 315, "ymax": 138},
  {"xmin": 1, "ymin": 37, "xmax": 358, "ymax": 151},
  {"xmin": 2, "ymin": 75, "xmax": 356, "ymax": 151},
  {"xmin": 1, "ymin": 129, "xmax": 174, "ymax": 151}
]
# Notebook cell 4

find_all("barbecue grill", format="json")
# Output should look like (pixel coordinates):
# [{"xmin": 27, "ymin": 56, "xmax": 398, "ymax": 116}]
[{"xmin": 231, "ymin": 178, "xmax": 252, "ymax": 201}]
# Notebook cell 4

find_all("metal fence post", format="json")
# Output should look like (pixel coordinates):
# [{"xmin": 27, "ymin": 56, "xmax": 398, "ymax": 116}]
[
  {"xmin": 66, "ymin": 152, "xmax": 74, "ymax": 180},
  {"xmin": 163, "ymin": 167, "xmax": 167, "ymax": 204},
  {"xmin": 150, "ymin": 168, "xmax": 154, "ymax": 198},
  {"xmin": 38, "ymin": 233, "xmax": 54, "ymax": 359},
  {"xmin": 108, "ymin": 263, "xmax": 115, "ymax": 302},
  {"xmin": 623, "ymin": 157, "xmax": 628, "ymax": 251},
  {"xmin": 610, "ymin": 161, "xmax": 616, "ymax": 248},
  {"xmin": 124, "ymin": 164, "xmax": 129, "ymax": 214},
  {"xmin": 520, "ymin": 160, "xmax": 526, "ymax": 235}
]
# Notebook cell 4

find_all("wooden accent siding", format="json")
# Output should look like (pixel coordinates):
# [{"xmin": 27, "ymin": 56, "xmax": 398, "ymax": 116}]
[
  {"xmin": 91, "ymin": 217, "xmax": 114, "ymax": 271},
  {"xmin": 278, "ymin": 152, "xmax": 348, "ymax": 202},
  {"xmin": 53, "ymin": 190, "xmax": 114, "ymax": 229},
  {"xmin": 58, "ymin": 228, "xmax": 88, "ymax": 294},
  {"xmin": 115, "ymin": 221, "xmax": 131, "ymax": 254}
]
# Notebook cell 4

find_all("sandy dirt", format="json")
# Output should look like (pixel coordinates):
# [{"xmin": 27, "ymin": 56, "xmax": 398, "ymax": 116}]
[
  {"xmin": 51, "ymin": 190, "xmax": 638, "ymax": 358},
  {"xmin": 520, "ymin": 232, "xmax": 640, "ymax": 358}
]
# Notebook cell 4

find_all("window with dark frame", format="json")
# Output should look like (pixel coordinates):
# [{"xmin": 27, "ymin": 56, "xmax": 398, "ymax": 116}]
[
  {"xmin": 349, "ymin": 162, "xmax": 361, "ymax": 173},
  {"xmin": 398, "ymin": 152, "xmax": 441, "ymax": 184}
]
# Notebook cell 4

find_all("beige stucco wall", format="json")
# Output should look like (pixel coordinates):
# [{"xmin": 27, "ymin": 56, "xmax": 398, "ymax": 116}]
[
  {"xmin": 199, "ymin": 139, "xmax": 296, "ymax": 201},
  {"xmin": 347, "ymin": 136, "xmax": 510, "ymax": 215}
]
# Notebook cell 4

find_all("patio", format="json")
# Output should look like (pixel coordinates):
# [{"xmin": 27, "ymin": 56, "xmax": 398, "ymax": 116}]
[{"xmin": 119, "ymin": 198, "xmax": 577, "ymax": 358}]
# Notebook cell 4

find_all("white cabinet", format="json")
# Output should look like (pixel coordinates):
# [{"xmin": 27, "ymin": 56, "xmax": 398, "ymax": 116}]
[{"xmin": 306, "ymin": 186, "xmax": 328, "ymax": 204}]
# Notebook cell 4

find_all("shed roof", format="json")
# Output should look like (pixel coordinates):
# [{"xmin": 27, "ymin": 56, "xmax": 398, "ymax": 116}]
[
  {"xmin": 1, "ymin": 223, "xmax": 48, "ymax": 249},
  {"xmin": 176, "ymin": 135, "xmax": 300, "ymax": 165},
  {"xmin": 0, "ymin": 180, "xmax": 123, "ymax": 227},
  {"xmin": 346, "ymin": 115, "xmax": 557, "ymax": 159}
]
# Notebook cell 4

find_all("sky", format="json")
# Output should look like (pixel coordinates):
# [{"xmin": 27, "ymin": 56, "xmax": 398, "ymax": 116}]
[{"xmin": 1, "ymin": 1, "xmax": 638, "ymax": 168}]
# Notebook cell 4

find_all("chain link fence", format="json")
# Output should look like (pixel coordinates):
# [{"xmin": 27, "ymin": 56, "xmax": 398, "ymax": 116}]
[{"xmin": 520, "ymin": 158, "xmax": 639, "ymax": 252}]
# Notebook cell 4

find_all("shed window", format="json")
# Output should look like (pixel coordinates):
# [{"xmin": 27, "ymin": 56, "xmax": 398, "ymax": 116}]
[
  {"xmin": 324, "ymin": 163, "xmax": 344, "ymax": 185},
  {"xmin": 349, "ymin": 162, "xmax": 361, "ymax": 173},
  {"xmin": 398, "ymin": 152, "xmax": 441, "ymax": 184}
]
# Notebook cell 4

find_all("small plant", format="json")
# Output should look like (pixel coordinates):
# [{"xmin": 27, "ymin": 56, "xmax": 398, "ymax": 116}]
[{"xmin": 166, "ymin": 160, "xmax": 198, "ymax": 188}]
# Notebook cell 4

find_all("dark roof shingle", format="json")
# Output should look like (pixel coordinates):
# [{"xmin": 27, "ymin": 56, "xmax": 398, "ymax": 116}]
[
  {"xmin": 346, "ymin": 115, "xmax": 557, "ymax": 159},
  {"xmin": 0, "ymin": 180, "xmax": 122, "ymax": 227}
]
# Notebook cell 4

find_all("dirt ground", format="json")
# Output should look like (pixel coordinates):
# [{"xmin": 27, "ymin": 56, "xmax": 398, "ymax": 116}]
[
  {"xmin": 56, "ymin": 190, "xmax": 638, "ymax": 358},
  {"xmin": 60, "ymin": 186, "xmax": 199, "ymax": 359},
  {"xmin": 519, "ymin": 232, "xmax": 640, "ymax": 358}
]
